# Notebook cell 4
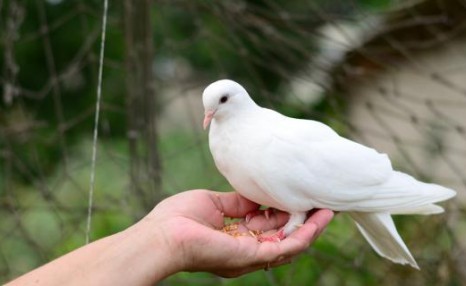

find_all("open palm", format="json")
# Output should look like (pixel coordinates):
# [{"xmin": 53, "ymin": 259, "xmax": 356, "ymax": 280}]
[{"xmin": 148, "ymin": 190, "xmax": 334, "ymax": 277}]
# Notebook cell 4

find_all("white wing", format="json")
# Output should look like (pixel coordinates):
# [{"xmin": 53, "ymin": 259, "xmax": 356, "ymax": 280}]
[
  {"xmin": 260, "ymin": 109, "xmax": 392, "ymax": 186},
  {"xmin": 253, "ymin": 133, "xmax": 391, "ymax": 209},
  {"xmin": 248, "ymin": 111, "xmax": 452, "ymax": 212},
  {"xmin": 253, "ymin": 114, "xmax": 455, "ymax": 212}
]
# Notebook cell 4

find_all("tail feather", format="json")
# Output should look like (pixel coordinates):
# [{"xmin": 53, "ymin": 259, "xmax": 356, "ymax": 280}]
[
  {"xmin": 390, "ymin": 204, "xmax": 444, "ymax": 215},
  {"xmin": 349, "ymin": 212, "xmax": 419, "ymax": 269},
  {"xmin": 342, "ymin": 171, "xmax": 456, "ymax": 269},
  {"xmin": 347, "ymin": 172, "xmax": 456, "ymax": 213}
]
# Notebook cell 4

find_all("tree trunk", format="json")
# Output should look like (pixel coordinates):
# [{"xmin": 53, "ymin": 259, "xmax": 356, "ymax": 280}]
[{"xmin": 124, "ymin": 0, "xmax": 162, "ymax": 211}]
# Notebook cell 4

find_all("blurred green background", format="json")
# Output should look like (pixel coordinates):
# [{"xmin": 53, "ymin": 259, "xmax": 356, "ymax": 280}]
[{"xmin": 1, "ymin": 0, "xmax": 465, "ymax": 285}]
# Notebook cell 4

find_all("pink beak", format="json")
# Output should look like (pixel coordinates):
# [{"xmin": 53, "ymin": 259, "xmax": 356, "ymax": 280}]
[{"xmin": 203, "ymin": 110, "xmax": 216, "ymax": 130}]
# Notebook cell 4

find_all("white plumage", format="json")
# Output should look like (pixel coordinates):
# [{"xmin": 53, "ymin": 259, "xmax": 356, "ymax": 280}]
[{"xmin": 202, "ymin": 79, "xmax": 456, "ymax": 269}]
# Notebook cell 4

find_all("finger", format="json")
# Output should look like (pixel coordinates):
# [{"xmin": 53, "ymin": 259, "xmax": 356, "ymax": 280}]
[
  {"xmin": 305, "ymin": 209, "xmax": 334, "ymax": 236},
  {"xmin": 215, "ymin": 256, "xmax": 292, "ymax": 278},
  {"xmin": 307, "ymin": 208, "xmax": 339, "ymax": 218},
  {"xmin": 267, "ymin": 256, "xmax": 292, "ymax": 269},
  {"xmin": 243, "ymin": 211, "xmax": 289, "ymax": 231},
  {"xmin": 220, "ymin": 212, "xmax": 288, "ymax": 239},
  {"xmin": 245, "ymin": 256, "xmax": 292, "ymax": 274},
  {"xmin": 289, "ymin": 209, "xmax": 333, "ymax": 244},
  {"xmin": 253, "ymin": 209, "xmax": 334, "ymax": 262},
  {"xmin": 280, "ymin": 209, "xmax": 334, "ymax": 255},
  {"xmin": 209, "ymin": 191, "xmax": 260, "ymax": 218}
]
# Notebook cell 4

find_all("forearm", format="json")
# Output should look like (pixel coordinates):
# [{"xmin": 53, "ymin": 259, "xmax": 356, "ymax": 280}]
[{"xmin": 7, "ymin": 218, "xmax": 179, "ymax": 286}]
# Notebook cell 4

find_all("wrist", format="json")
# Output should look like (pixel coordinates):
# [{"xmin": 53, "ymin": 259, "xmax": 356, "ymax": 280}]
[{"xmin": 125, "ymin": 215, "xmax": 183, "ymax": 283}]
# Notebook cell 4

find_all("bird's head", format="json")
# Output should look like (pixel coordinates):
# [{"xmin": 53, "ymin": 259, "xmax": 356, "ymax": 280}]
[{"xmin": 202, "ymin": 79, "xmax": 255, "ymax": 130}]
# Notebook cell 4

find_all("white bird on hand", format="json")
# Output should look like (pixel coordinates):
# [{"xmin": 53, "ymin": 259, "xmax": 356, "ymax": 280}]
[{"xmin": 202, "ymin": 79, "xmax": 456, "ymax": 269}]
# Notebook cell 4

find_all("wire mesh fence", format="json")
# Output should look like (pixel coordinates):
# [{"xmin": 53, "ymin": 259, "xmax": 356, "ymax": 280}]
[{"xmin": 1, "ymin": 0, "xmax": 465, "ymax": 284}]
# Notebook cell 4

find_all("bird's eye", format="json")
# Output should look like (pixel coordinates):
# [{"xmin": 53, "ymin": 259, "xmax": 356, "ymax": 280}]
[{"xmin": 219, "ymin": 95, "xmax": 229, "ymax": 104}]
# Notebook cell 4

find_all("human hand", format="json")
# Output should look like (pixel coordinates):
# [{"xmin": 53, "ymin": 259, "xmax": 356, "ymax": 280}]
[
  {"xmin": 5, "ymin": 189, "xmax": 333, "ymax": 286},
  {"xmin": 145, "ymin": 189, "xmax": 334, "ymax": 278}
]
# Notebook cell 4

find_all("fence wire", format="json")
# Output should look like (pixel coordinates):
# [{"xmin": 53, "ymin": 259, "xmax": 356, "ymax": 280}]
[{"xmin": 1, "ymin": 0, "xmax": 465, "ymax": 285}]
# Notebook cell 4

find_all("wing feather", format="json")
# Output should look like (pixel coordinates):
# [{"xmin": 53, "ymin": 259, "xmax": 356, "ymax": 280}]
[{"xmin": 250, "ymin": 113, "xmax": 394, "ymax": 211}]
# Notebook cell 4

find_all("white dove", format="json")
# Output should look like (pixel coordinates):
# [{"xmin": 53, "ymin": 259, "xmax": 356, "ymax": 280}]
[{"xmin": 202, "ymin": 79, "xmax": 456, "ymax": 269}]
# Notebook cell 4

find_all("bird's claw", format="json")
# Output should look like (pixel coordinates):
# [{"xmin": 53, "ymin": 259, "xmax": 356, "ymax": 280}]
[{"xmin": 245, "ymin": 208, "xmax": 275, "ymax": 223}]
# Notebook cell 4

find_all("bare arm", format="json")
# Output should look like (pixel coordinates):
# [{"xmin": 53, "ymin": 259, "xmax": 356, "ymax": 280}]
[
  {"xmin": 6, "ymin": 220, "xmax": 176, "ymax": 285},
  {"xmin": 7, "ymin": 190, "xmax": 334, "ymax": 285}
]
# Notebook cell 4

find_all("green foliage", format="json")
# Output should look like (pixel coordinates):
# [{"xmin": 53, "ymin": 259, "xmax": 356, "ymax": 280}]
[
  {"xmin": 358, "ymin": 0, "xmax": 394, "ymax": 10},
  {"xmin": 159, "ymin": 131, "xmax": 228, "ymax": 194},
  {"xmin": 152, "ymin": 1, "xmax": 365, "ymax": 101},
  {"xmin": 0, "ymin": 0, "xmax": 127, "ymax": 182}
]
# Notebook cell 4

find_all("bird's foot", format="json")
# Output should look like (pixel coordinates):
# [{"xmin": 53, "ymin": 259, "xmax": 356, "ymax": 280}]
[
  {"xmin": 245, "ymin": 208, "xmax": 275, "ymax": 223},
  {"xmin": 258, "ymin": 229, "xmax": 286, "ymax": 243}
]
